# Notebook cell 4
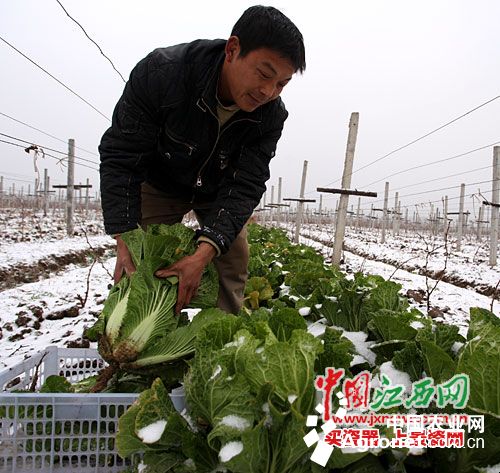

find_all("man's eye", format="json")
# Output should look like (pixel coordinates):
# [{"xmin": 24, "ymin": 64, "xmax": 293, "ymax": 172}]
[{"xmin": 258, "ymin": 70, "xmax": 271, "ymax": 79}]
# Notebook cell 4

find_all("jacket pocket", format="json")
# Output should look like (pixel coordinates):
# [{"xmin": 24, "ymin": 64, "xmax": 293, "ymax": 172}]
[{"xmin": 163, "ymin": 128, "xmax": 198, "ymax": 157}]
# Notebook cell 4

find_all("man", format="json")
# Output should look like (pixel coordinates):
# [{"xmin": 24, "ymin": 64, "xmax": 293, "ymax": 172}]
[{"xmin": 99, "ymin": 5, "xmax": 305, "ymax": 315}]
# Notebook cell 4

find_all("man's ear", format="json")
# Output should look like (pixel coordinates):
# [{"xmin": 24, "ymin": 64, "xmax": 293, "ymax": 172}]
[{"xmin": 225, "ymin": 36, "xmax": 240, "ymax": 62}]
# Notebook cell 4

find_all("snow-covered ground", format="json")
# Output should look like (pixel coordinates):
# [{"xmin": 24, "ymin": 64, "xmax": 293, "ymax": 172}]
[
  {"xmin": 0, "ymin": 258, "xmax": 113, "ymax": 370},
  {"xmin": 0, "ymin": 210, "xmax": 113, "ymax": 370},
  {"xmin": 300, "ymin": 234, "xmax": 497, "ymax": 336},
  {"xmin": 0, "ymin": 211, "xmax": 498, "ymax": 373},
  {"xmin": 298, "ymin": 223, "xmax": 500, "ymax": 296}
]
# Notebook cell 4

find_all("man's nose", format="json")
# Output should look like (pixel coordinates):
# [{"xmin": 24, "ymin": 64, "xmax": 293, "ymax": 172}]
[{"xmin": 259, "ymin": 82, "xmax": 276, "ymax": 99}]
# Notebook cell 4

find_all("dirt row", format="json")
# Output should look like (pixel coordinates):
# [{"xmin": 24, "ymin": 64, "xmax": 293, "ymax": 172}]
[
  {"xmin": 302, "ymin": 233, "xmax": 499, "ymax": 301},
  {"xmin": 346, "ymin": 245, "xmax": 499, "ymax": 299},
  {"xmin": 0, "ymin": 244, "xmax": 116, "ymax": 291}
]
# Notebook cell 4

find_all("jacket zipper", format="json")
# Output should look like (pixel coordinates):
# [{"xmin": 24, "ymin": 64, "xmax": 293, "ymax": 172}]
[
  {"xmin": 194, "ymin": 100, "xmax": 220, "ymax": 188},
  {"xmin": 193, "ymin": 98, "xmax": 260, "ymax": 189}
]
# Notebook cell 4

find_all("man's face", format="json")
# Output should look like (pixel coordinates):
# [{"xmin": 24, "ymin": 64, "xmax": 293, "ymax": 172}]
[{"xmin": 220, "ymin": 37, "xmax": 295, "ymax": 112}]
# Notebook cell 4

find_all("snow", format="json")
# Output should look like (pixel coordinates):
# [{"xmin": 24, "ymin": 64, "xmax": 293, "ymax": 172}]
[
  {"xmin": 261, "ymin": 402, "xmax": 273, "ymax": 427},
  {"xmin": 137, "ymin": 419, "xmax": 167, "ymax": 444},
  {"xmin": 224, "ymin": 335, "xmax": 246, "ymax": 348},
  {"xmin": 377, "ymin": 361, "xmax": 413, "ymax": 393},
  {"xmin": 183, "ymin": 308, "xmax": 202, "ymax": 321},
  {"xmin": 307, "ymin": 319, "xmax": 327, "ymax": 337},
  {"xmin": 0, "ymin": 256, "xmax": 114, "ymax": 370},
  {"xmin": 351, "ymin": 354, "xmax": 368, "ymax": 366},
  {"xmin": 299, "ymin": 223, "xmax": 500, "ymax": 291},
  {"xmin": 478, "ymin": 463, "xmax": 500, "ymax": 473},
  {"xmin": 410, "ymin": 321, "xmax": 425, "ymax": 330},
  {"xmin": 298, "ymin": 307, "xmax": 311, "ymax": 316},
  {"xmin": 451, "ymin": 341, "xmax": 465, "ymax": 355},
  {"xmin": 180, "ymin": 408, "xmax": 198, "ymax": 432},
  {"xmin": 0, "ymin": 235, "xmax": 113, "ymax": 270},
  {"xmin": 209, "ymin": 365, "xmax": 222, "ymax": 381},
  {"xmin": 219, "ymin": 415, "xmax": 251, "ymax": 431},
  {"xmin": 219, "ymin": 441, "xmax": 244, "ymax": 463},
  {"xmin": 341, "ymin": 330, "xmax": 377, "ymax": 366}
]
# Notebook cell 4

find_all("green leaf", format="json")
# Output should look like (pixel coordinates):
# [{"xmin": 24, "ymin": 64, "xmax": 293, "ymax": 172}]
[
  {"xmin": 416, "ymin": 322, "xmax": 465, "ymax": 358},
  {"xmin": 321, "ymin": 298, "xmax": 355, "ymax": 331},
  {"xmin": 362, "ymin": 279, "xmax": 409, "ymax": 315},
  {"xmin": 244, "ymin": 277, "xmax": 274, "ymax": 309},
  {"xmin": 121, "ymin": 227, "xmax": 145, "ymax": 268},
  {"xmin": 366, "ymin": 309, "xmax": 422, "ymax": 343},
  {"xmin": 234, "ymin": 330, "xmax": 322, "ymax": 414},
  {"xmin": 141, "ymin": 451, "xmax": 184, "ymax": 472},
  {"xmin": 467, "ymin": 307, "xmax": 500, "ymax": 340},
  {"xmin": 188, "ymin": 262, "xmax": 219, "ymax": 310},
  {"xmin": 419, "ymin": 339, "xmax": 456, "ymax": 384},
  {"xmin": 457, "ymin": 315, "xmax": 500, "ymax": 417},
  {"xmin": 185, "ymin": 344, "xmax": 255, "ymax": 427},
  {"xmin": 116, "ymin": 391, "xmax": 150, "ymax": 458},
  {"xmin": 195, "ymin": 313, "xmax": 243, "ymax": 352},
  {"xmin": 267, "ymin": 307, "xmax": 307, "ymax": 342},
  {"xmin": 132, "ymin": 309, "xmax": 228, "ymax": 367},
  {"xmin": 40, "ymin": 375, "xmax": 74, "ymax": 393},
  {"xmin": 392, "ymin": 341, "xmax": 424, "ymax": 381},
  {"xmin": 135, "ymin": 378, "xmax": 175, "ymax": 435},
  {"xmin": 370, "ymin": 340, "xmax": 407, "ymax": 364},
  {"xmin": 219, "ymin": 421, "xmax": 270, "ymax": 473},
  {"xmin": 427, "ymin": 414, "xmax": 500, "ymax": 473},
  {"xmin": 316, "ymin": 327, "xmax": 355, "ymax": 374},
  {"xmin": 271, "ymin": 408, "xmax": 311, "ymax": 473},
  {"xmin": 113, "ymin": 267, "xmax": 178, "ymax": 361},
  {"xmin": 340, "ymin": 454, "xmax": 387, "ymax": 473},
  {"xmin": 324, "ymin": 448, "xmax": 369, "ymax": 469}
]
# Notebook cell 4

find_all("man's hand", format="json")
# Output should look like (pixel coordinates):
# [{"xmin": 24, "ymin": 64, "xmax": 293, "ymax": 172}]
[
  {"xmin": 113, "ymin": 235, "xmax": 136, "ymax": 284},
  {"xmin": 155, "ymin": 242, "xmax": 216, "ymax": 314}
]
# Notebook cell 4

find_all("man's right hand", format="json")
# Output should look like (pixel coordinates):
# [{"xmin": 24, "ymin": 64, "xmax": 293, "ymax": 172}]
[{"xmin": 113, "ymin": 235, "xmax": 136, "ymax": 284}]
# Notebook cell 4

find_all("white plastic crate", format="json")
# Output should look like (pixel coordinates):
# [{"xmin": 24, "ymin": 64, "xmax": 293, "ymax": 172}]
[{"xmin": 0, "ymin": 346, "xmax": 185, "ymax": 473}]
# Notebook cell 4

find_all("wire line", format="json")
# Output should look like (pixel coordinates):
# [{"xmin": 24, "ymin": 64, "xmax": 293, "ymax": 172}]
[
  {"xmin": 318, "ymin": 94, "xmax": 500, "ymax": 189},
  {"xmin": 0, "ymin": 138, "xmax": 99, "ymax": 172},
  {"xmin": 0, "ymin": 110, "xmax": 99, "ymax": 157},
  {"xmin": 0, "ymin": 35, "xmax": 110, "ymax": 121},
  {"xmin": 0, "ymin": 132, "xmax": 99, "ymax": 166},
  {"xmin": 361, "ymin": 140, "xmax": 500, "ymax": 189},
  {"xmin": 55, "ymin": 0, "xmax": 126, "ymax": 83}
]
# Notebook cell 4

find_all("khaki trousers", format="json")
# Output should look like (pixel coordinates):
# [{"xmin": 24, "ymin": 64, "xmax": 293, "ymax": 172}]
[{"xmin": 140, "ymin": 183, "xmax": 248, "ymax": 314}]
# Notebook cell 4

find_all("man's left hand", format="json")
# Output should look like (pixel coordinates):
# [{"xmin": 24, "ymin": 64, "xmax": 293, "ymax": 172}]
[{"xmin": 155, "ymin": 242, "xmax": 216, "ymax": 314}]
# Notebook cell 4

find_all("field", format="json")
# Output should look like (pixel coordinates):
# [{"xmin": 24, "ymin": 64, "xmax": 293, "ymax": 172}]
[{"xmin": 0, "ymin": 208, "xmax": 497, "ymax": 372}]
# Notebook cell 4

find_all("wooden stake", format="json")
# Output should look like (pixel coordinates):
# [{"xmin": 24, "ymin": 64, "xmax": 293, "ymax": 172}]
[
  {"xmin": 457, "ymin": 184, "xmax": 465, "ymax": 251},
  {"xmin": 67, "ymin": 139, "xmax": 75, "ymax": 236},
  {"xmin": 332, "ymin": 112, "xmax": 359, "ymax": 265},
  {"xmin": 490, "ymin": 147, "xmax": 499, "ymax": 266},
  {"xmin": 294, "ymin": 160, "xmax": 309, "ymax": 244},
  {"xmin": 277, "ymin": 177, "xmax": 282, "ymax": 225},
  {"xmin": 381, "ymin": 182, "xmax": 389, "ymax": 244}
]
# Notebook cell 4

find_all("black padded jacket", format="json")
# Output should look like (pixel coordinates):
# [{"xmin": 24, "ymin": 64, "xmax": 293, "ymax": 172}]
[{"xmin": 99, "ymin": 39, "xmax": 288, "ymax": 254}]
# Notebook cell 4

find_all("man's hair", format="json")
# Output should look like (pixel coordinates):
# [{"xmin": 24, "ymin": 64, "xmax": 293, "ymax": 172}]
[{"xmin": 231, "ymin": 5, "xmax": 306, "ymax": 73}]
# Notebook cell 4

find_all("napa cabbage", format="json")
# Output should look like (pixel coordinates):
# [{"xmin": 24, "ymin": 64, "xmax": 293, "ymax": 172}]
[{"xmin": 86, "ymin": 224, "xmax": 222, "ymax": 385}]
